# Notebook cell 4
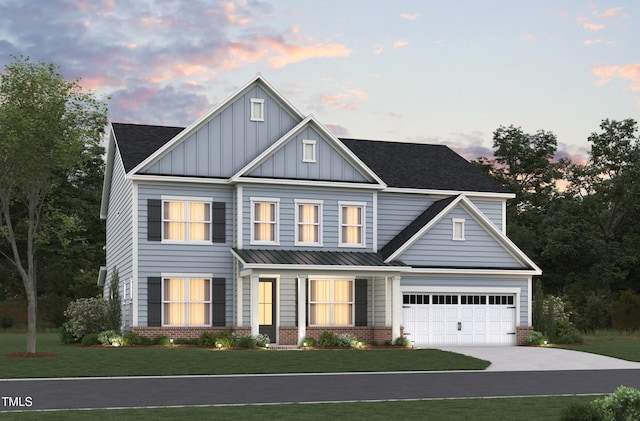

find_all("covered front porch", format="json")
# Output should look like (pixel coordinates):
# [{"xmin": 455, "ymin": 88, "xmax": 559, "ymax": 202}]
[{"xmin": 231, "ymin": 248, "xmax": 407, "ymax": 345}]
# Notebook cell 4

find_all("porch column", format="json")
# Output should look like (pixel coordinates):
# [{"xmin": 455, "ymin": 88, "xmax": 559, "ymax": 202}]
[
  {"xmin": 391, "ymin": 275, "xmax": 401, "ymax": 341},
  {"xmin": 297, "ymin": 276, "xmax": 306, "ymax": 345},
  {"xmin": 236, "ymin": 275, "xmax": 243, "ymax": 327},
  {"xmin": 250, "ymin": 274, "xmax": 259, "ymax": 336}
]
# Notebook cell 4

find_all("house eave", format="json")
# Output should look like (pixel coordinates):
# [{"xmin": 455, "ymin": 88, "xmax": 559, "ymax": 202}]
[
  {"xmin": 383, "ymin": 186, "xmax": 515, "ymax": 199},
  {"xmin": 406, "ymin": 267, "xmax": 542, "ymax": 276}
]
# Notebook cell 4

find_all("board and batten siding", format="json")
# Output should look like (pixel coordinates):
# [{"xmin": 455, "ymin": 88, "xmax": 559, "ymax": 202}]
[
  {"xmin": 105, "ymin": 150, "xmax": 134, "ymax": 328},
  {"xmin": 401, "ymin": 276, "xmax": 530, "ymax": 326},
  {"xmin": 143, "ymin": 85, "xmax": 300, "ymax": 178},
  {"xmin": 248, "ymin": 126, "xmax": 368, "ymax": 183},
  {"xmin": 136, "ymin": 183, "xmax": 234, "ymax": 326},
  {"xmin": 399, "ymin": 206, "xmax": 524, "ymax": 268},
  {"xmin": 242, "ymin": 185, "xmax": 374, "ymax": 251}
]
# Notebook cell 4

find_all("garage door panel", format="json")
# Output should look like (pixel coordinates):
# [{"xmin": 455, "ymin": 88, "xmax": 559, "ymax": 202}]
[{"xmin": 402, "ymin": 293, "xmax": 517, "ymax": 347}]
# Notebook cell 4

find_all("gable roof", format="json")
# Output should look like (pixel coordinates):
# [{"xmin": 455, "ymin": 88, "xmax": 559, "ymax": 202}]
[
  {"xmin": 380, "ymin": 195, "xmax": 458, "ymax": 260},
  {"xmin": 340, "ymin": 139, "xmax": 511, "ymax": 193},
  {"xmin": 381, "ymin": 194, "xmax": 541, "ymax": 274},
  {"xmin": 112, "ymin": 123, "xmax": 184, "ymax": 172}
]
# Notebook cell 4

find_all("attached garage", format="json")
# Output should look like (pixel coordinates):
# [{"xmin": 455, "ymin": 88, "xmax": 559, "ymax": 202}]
[{"xmin": 402, "ymin": 292, "xmax": 517, "ymax": 346}]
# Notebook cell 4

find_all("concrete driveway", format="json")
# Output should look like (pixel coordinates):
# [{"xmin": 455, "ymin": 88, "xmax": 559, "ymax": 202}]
[{"xmin": 435, "ymin": 346, "xmax": 640, "ymax": 371}]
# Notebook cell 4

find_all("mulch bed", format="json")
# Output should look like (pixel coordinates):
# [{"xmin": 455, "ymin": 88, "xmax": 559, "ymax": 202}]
[{"xmin": 6, "ymin": 352, "xmax": 57, "ymax": 358}]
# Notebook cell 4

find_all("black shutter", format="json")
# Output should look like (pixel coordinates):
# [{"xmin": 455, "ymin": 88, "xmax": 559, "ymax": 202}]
[
  {"xmin": 212, "ymin": 278, "xmax": 226, "ymax": 326},
  {"xmin": 148, "ymin": 277, "xmax": 162, "ymax": 327},
  {"xmin": 305, "ymin": 279, "xmax": 309, "ymax": 327},
  {"xmin": 212, "ymin": 202, "xmax": 226, "ymax": 243},
  {"xmin": 295, "ymin": 279, "xmax": 298, "ymax": 327},
  {"xmin": 355, "ymin": 279, "xmax": 368, "ymax": 326},
  {"xmin": 147, "ymin": 199, "xmax": 162, "ymax": 241}
]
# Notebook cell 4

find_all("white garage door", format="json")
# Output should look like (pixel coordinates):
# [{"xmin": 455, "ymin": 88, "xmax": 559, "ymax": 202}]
[{"xmin": 402, "ymin": 293, "xmax": 516, "ymax": 346}]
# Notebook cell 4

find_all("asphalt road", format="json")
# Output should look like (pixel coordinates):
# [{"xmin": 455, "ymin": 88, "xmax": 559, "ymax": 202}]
[{"xmin": 2, "ymin": 369, "xmax": 640, "ymax": 412}]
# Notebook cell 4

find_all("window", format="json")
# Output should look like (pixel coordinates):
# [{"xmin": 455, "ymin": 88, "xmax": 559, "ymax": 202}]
[
  {"xmin": 250, "ymin": 98, "xmax": 264, "ymax": 121},
  {"xmin": 163, "ymin": 200, "xmax": 211, "ymax": 242},
  {"xmin": 163, "ymin": 277, "xmax": 211, "ymax": 326},
  {"xmin": 302, "ymin": 139, "xmax": 316, "ymax": 163},
  {"xmin": 295, "ymin": 201, "xmax": 322, "ymax": 245},
  {"xmin": 251, "ymin": 199, "xmax": 279, "ymax": 244},
  {"xmin": 309, "ymin": 279, "xmax": 353, "ymax": 326},
  {"xmin": 339, "ymin": 202, "xmax": 365, "ymax": 247},
  {"xmin": 452, "ymin": 218, "xmax": 465, "ymax": 241}
]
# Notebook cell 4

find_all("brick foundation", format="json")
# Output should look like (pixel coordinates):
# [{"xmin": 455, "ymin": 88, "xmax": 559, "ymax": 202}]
[
  {"xmin": 516, "ymin": 326, "xmax": 533, "ymax": 346},
  {"xmin": 133, "ymin": 326, "xmax": 250, "ymax": 340},
  {"xmin": 303, "ymin": 326, "xmax": 393, "ymax": 345}
]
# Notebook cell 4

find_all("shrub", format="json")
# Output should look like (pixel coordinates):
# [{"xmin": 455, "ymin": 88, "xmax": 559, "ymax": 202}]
[
  {"xmin": 1, "ymin": 315, "xmax": 14, "ymax": 330},
  {"xmin": 198, "ymin": 331, "xmax": 234, "ymax": 348},
  {"xmin": 153, "ymin": 335, "xmax": 171, "ymax": 346},
  {"xmin": 63, "ymin": 297, "xmax": 109, "ymax": 341},
  {"xmin": 98, "ymin": 330, "xmax": 123, "ymax": 346},
  {"xmin": 335, "ymin": 333, "xmax": 358, "ymax": 347},
  {"xmin": 106, "ymin": 267, "xmax": 122, "ymax": 332},
  {"xmin": 560, "ymin": 402, "xmax": 600, "ymax": 421},
  {"xmin": 318, "ymin": 331, "xmax": 337, "ymax": 347},
  {"xmin": 254, "ymin": 334, "xmax": 270, "ymax": 348},
  {"xmin": 121, "ymin": 331, "xmax": 143, "ymax": 346},
  {"xmin": 236, "ymin": 336, "xmax": 257, "ymax": 348},
  {"xmin": 394, "ymin": 336, "xmax": 410, "ymax": 347},
  {"xmin": 560, "ymin": 386, "xmax": 640, "ymax": 421},
  {"xmin": 555, "ymin": 320, "xmax": 583, "ymax": 344},
  {"xmin": 612, "ymin": 290, "xmax": 640, "ymax": 332},
  {"xmin": 300, "ymin": 337, "xmax": 316, "ymax": 347},
  {"xmin": 526, "ymin": 330, "xmax": 548, "ymax": 346},
  {"xmin": 81, "ymin": 333, "xmax": 99, "ymax": 346},
  {"xmin": 59, "ymin": 322, "xmax": 78, "ymax": 344}
]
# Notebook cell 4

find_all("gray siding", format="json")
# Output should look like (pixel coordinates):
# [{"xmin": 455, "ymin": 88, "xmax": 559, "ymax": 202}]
[
  {"xmin": 401, "ymin": 275, "xmax": 530, "ymax": 325},
  {"xmin": 137, "ymin": 183, "xmax": 234, "ymax": 326},
  {"xmin": 470, "ymin": 199, "xmax": 504, "ymax": 230},
  {"xmin": 377, "ymin": 193, "xmax": 437, "ymax": 249},
  {"xmin": 249, "ymin": 126, "xmax": 368, "ymax": 183},
  {"xmin": 143, "ymin": 85, "xmax": 299, "ymax": 177},
  {"xmin": 399, "ymin": 206, "xmax": 523, "ymax": 268},
  {"xmin": 279, "ymin": 275, "xmax": 297, "ymax": 327},
  {"xmin": 373, "ymin": 277, "xmax": 387, "ymax": 326},
  {"xmin": 105, "ymin": 150, "xmax": 134, "ymax": 329},
  {"xmin": 242, "ymin": 185, "xmax": 374, "ymax": 251}
]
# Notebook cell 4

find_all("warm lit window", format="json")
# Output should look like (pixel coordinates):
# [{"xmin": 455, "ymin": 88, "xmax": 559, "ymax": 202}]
[
  {"xmin": 163, "ymin": 200, "xmax": 211, "ymax": 242},
  {"xmin": 302, "ymin": 139, "xmax": 316, "ymax": 163},
  {"xmin": 452, "ymin": 218, "xmax": 465, "ymax": 241},
  {"xmin": 251, "ymin": 199, "xmax": 279, "ymax": 244},
  {"xmin": 163, "ymin": 277, "xmax": 211, "ymax": 326},
  {"xmin": 339, "ymin": 202, "xmax": 365, "ymax": 247},
  {"xmin": 250, "ymin": 98, "xmax": 264, "ymax": 121},
  {"xmin": 295, "ymin": 201, "xmax": 322, "ymax": 245},
  {"xmin": 309, "ymin": 279, "xmax": 353, "ymax": 326}
]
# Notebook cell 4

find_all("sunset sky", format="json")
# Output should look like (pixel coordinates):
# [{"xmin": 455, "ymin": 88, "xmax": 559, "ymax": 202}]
[{"xmin": 1, "ymin": 0, "xmax": 638, "ymax": 162}]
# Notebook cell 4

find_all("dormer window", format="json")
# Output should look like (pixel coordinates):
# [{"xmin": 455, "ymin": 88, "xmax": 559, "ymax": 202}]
[
  {"xmin": 452, "ymin": 218, "xmax": 465, "ymax": 241},
  {"xmin": 250, "ymin": 98, "xmax": 264, "ymax": 121},
  {"xmin": 302, "ymin": 139, "xmax": 316, "ymax": 163}
]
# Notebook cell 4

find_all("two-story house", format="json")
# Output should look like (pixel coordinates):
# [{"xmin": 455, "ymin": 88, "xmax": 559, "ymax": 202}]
[{"xmin": 99, "ymin": 74, "xmax": 541, "ymax": 347}]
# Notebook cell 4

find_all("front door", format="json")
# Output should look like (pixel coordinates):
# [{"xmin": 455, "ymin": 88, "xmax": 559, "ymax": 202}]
[{"xmin": 258, "ymin": 278, "xmax": 276, "ymax": 343}]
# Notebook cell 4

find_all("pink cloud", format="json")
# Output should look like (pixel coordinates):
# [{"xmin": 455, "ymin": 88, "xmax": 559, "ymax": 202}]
[
  {"xmin": 400, "ymin": 13, "xmax": 420, "ymax": 20},
  {"xmin": 372, "ymin": 44, "xmax": 384, "ymax": 55},
  {"xmin": 319, "ymin": 88, "xmax": 368, "ymax": 111},
  {"xmin": 223, "ymin": 2, "xmax": 252, "ymax": 25},
  {"xmin": 592, "ymin": 63, "xmax": 640, "ymax": 92},
  {"xmin": 393, "ymin": 40, "xmax": 409, "ymax": 49},
  {"xmin": 583, "ymin": 22, "xmax": 605, "ymax": 31},
  {"xmin": 521, "ymin": 34, "xmax": 536, "ymax": 42},
  {"xmin": 602, "ymin": 7, "xmax": 623, "ymax": 18},
  {"xmin": 255, "ymin": 35, "xmax": 350, "ymax": 68}
]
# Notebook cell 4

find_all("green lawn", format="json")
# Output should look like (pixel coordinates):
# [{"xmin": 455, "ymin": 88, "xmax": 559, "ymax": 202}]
[
  {"xmin": 4, "ymin": 396, "xmax": 598, "ymax": 420},
  {"xmin": 0, "ymin": 333, "xmax": 489, "ymax": 378},
  {"xmin": 557, "ymin": 331, "xmax": 640, "ymax": 362}
]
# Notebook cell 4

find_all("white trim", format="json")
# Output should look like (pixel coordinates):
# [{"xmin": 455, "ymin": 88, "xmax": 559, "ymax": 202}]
[
  {"xmin": 161, "ymin": 195, "xmax": 214, "ymax": 202},
  {"xmin": 161, "ymin": 275, "xmax": 213, "ymax": 327},
  {"xmin": 294, "ymin": 199, "xmax": 323, "ymax": 246},
  {"xmin": 100, "ymin": 125, "xmax": 117, "ymax": 219},
  {"xmin": 406, "ymin": 267, "xmax": 541, "ymax": 276},
  {"xmin": 372, "ymin": 191, "xmax": 378, "ymax": 253},
  {"xmin": 236, "ymin": 275, "xmax": 243, "ymax": 326},
  {"xmin": 302, "ymin": 139, "xmax": 316, "ymax": 163},
  {"xmin": 297, "ymin": 277, "xmax": 306, "ymax": 344},
  {"xmin": 132, "ymin": 182, "xmax": 139, "ymax": 327},
  {"xmin": 250, "ymin": 197, "xmax": 280, "ymax": 245},
  {"xmin": 127, "ymin": 174, "xmax": 230, "ymax": 184},
  {"xmin": 338, "ymin": 201, "xmax": 367, "ymax": 248},
  {"xmin": 161, "ymin": 272, "xmax": 214, "ymax": 279},
  {"xmin": 160, "ymin": 198, "xmax": 213, "ymax": 244},
  {"xmin": 231, "ymin": 177, "xmax": 383, "ymax": 190},
  {"xmin": 128, "ymin": 74, "xmax": 305, "ymax": 176},
  {"xmin": 391, "ymin": 275, "xmax": 401, "ymax": 341},
  {"xmin": 307, "ymin": 277, "xmax": 355, "ymax": 327},
  {"xmin": 236, "ymin": 185, "xmax": 243, "ymax": 249},
  {"xmin": 452, "ymin": 218, "xmax": 465, "ymax": 241},
  {"xmin": 383, "ymin": 187, "xmax": 515, "ymax": 199},
  {"xmin": 502, "ymin": 200, "xmax": 507, "ymax": 234},
  {"xmin": 250, "ymin": 98, "xmax": 264, "ymax": 122}
]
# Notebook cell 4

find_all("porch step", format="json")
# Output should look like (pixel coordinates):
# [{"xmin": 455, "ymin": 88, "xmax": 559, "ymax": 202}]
[{"xmin": 266, "ymin": 345, "xmax": 300, "ymax": 350}]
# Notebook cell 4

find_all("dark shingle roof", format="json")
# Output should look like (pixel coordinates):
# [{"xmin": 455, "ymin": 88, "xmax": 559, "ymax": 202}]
[
  {"xmin": 233, "ymin": 248, "xmax": 406, "ymax": 267},
  {"xmin": 380, "ymin": 196, "xmax": 458, "ymax": 260},
  {"xmin": 341, "ymin": 138, "xmax": 510, "ymax": 193},
  {"xmin": 112, "ymin": 123, "xmax": 184, "ymax": 172}
]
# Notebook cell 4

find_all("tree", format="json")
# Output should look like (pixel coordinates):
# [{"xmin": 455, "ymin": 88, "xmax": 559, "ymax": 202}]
[{"xmin": 0, "ymin": 56, "xmax": 108, "ymax": 353}]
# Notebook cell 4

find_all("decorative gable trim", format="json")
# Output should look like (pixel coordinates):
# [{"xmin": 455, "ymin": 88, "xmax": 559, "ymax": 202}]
[
  {"xmin": 128, "ymin": 74, "xmax": 306, "ymax": 177},
  {"xmin": 383, "ymin": 195, "xmax": 542, "ymax": 274},
  {"xmin": 229, "ymin": 115, "xmax": 386, "ymax": 187}
]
